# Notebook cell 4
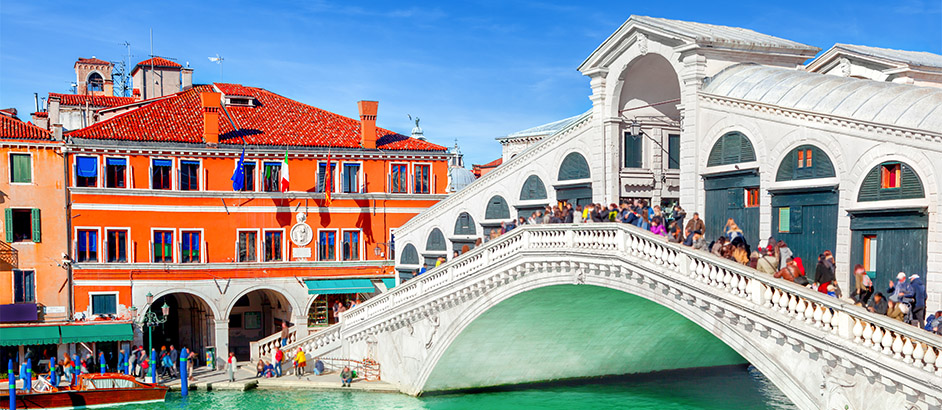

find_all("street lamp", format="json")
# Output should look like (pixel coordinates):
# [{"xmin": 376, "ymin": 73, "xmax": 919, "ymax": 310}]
[{"xmin": 130, "ymin": 292, "xmax": 170, "ymax": 382}]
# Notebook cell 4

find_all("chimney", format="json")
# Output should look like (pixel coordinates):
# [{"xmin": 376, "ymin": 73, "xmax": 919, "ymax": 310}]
[
  {"xmin": 48, "ymin": 95, "xmax": 61, "ymax": 127},
  {"xmin": 104, "ymin": 79, "xmax": 114, "ymax": 97},
  {"xmin": 52, "ymin": 124, "xmax": 63, "ymax": 141},
  {"xmin": 358, "ymin": 100, "xmax": 378, "ymax": 149},
  {"xmin": 181, "ymin": 68, "xmax": 194, "ymax": 91},
  {"xmin": 200, "ymin": 92, "xmax": 221, "ymax": 145}
]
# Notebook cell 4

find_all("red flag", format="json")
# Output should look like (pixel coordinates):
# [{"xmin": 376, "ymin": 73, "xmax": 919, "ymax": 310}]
[{"xmin": 324, "ymin": 153, "xmax": 332, "ymax": 205}]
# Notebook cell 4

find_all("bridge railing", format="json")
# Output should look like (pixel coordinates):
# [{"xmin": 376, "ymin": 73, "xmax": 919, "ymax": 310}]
[
  {"xmin": 340, "ymin": 223, "xmax": 942, "ymax": 378},
  {"xmin": 280, "ymin": 323, "xmax": 343, "ymax": 361},
  {"xmin": 251, "ymin": 325, "xmax": 301, "ymax": 362}
]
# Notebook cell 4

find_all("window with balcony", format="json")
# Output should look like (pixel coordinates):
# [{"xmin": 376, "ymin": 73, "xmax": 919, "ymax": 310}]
[
  {"xmin": 77, "ymin": 229, "xmax": 98, "ymax": 262},
  {"xmin": 181, "ymin": 231, "xmax": 201, "ymax": 263},
  {"xmin": 342, "ymin": 163, "xmax": 360, "ymax": 193},
  {"xmin": 342, "ymin": 230, "xmax": 360, "ymax": 261},
  {"xmin": 13, "ymin": 269, "xmax": 35, "ymax": 303},
  {"xmin": 318, "ymin": 230, "xmax": 336, "ymax": 261},
  {"xmin": 238, "ymin": 231, "xmax": 257, "ymax": 262},
  {"xmin": 10, "ymin": 153, "xmax": 31, "ymax": 183},
  {"xmin": 414, "ymin": 164, "xmax": 430, "ymax": 194},
  {"xmin": 76, "ymin": 156, "xmax": 98, "ymax": 187},
  {"xmin": 263, "ymin": 163, "xmax": 281, "ymax": 192},
  {"xmin": 264, "ymin": 231, "xmax": 282, "ymax": 262},
  {"xmin": 179, "ymin": 160, "xmax": 200, "ymax": 191},
  {"xmin": 390, "ymin": 164, "xmax": 407, "ymax": 193},
  {"xmin": 105, "ymin": 158, "xmax": 127, "ymax": 188},
  {"xmin": 153, "ymin": 230, "xmax": 173, "ymax": 263},
  {"xmin": 106, "ymin": 229, "xmax": 128, "ymax": 263},
  {"xmin": 151, "ymin": 159, "xmax": 172, "ymax": 190}
]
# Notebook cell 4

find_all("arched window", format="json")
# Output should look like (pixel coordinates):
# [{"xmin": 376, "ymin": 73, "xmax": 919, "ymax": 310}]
[
  {"xmin": 776, "ymin": 145, "xmax": 835, "ymax": 181},
  {"xmin": 454, "ymin": 212, "xmax": 476, "ymax": 235},
  {"xmin": 87, "ymin": 72, "xmax": 104, "ymax": 92},
  {"xmin": 558, "ymin": 152, "xmax": 590, "ymax": 181},
  {"xmin": 425, "ymin": 228, "xmax": 446, "ymax": 251},
  {"xmin": 399, "ymin": 244, "xmax": 419, "ymax": 265},
  {"xmin": 707, "ymin": 132, "xmax": 756, "ymax": 167},
  {"xmin": 857, "ymin": 161, "xmax": 924, "ymax": 202},
  {"xmin": 484, "ymin": 195, "xmax": 510, "ymax": 220},
  {"xmin": 519, "ymin": 175, "xmax": 547, "ymax": 201}
]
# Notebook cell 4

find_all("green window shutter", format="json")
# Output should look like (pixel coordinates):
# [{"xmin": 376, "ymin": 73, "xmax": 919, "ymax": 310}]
[
  {"xmin": 900, "ymin": 164, "xmax": 925, "ymax": 199},
  {"xmin": 31, "ymin": 208, "xmax": 40, "ymax": 243},
  {"xmin": 624, "ymin": 134, "xmax": 643, "ymax": 168},
  {"xmin": 4, "ymin": 208, "xmax": 12, "ymax": 243},
  {"xmin": 485, "ymin": 196, "xmax": 510, "ymax": 220},
  {"xmin": 558, "ymin": 153, "xmax": 590, "ymax": 180},
  {"xmin": 857, "ymin": 166, "xmax": 882, "ymax": 202},
  {"xmin": 519, "ymin": 175, "xmax": 547, "ymax": 201},
  {"xmin": 11, "ymin": 154, "xmax": 32, "ymax": 183},
  {"xmin": 667, "ymin": 135, "xmax": 680, "ymax": 170},
  {"xmin": 776, "ymin": 150, "xmax": 796, "ymax": 181}
]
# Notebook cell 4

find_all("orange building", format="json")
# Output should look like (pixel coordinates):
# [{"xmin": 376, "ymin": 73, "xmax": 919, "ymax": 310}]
[{"xmin": 63, "ymin": 81, "xmax": 449, "ymax": 361}]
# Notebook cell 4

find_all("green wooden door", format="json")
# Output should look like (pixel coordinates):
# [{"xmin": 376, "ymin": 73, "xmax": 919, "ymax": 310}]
[
  {"xmin": 771, "ymin": 188, "xmax": 838, "ymax": 270},
  {"xmin": 849, "ymin": 210, "xmax": 928, "ymax": 292},
  {"xmin": 704, "ymin": 171, "xmax": 759, "ymax": 246}
]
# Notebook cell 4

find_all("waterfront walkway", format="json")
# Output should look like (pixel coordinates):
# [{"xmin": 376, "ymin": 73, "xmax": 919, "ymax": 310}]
[{"xmin": 162, "ymin": 365, "xmax": 397, "ymax": 393}]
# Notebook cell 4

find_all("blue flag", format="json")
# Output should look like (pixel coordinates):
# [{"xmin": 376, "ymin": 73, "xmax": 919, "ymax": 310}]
[{"xmin": 231, "ymin": 148, "xmax": 245, "ymax": 191}]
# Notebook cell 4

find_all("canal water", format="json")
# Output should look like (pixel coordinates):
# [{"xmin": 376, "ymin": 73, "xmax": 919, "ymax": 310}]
[{"xmin": 136, "ymin": 365, "xmax": 795, "ymax": 409}]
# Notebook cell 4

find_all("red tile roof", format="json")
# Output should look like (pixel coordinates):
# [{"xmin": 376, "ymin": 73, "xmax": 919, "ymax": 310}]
[
  {"xmin": 50, "ymin": 93, "xmax": 137, "ymax": 109},
  {"xmin": 477, "ymin": 158, "xmax": 502, "ymax": 168},
  {"xmin": 68, "ymin": 83, "xmax": 447, "ymax": 151},
  {"xmin": 133, "ymin": 57, "xmax": 182, "ymax": 72},
  {"xmin": 0, "ymin": 115, "xmax": 52, "ymax": 140},
  {"xmin": 75, "ymin": 57, "xmax": 111, "ymax": 66},
  {"xmin": 32, "ymin": 111, "xmax": 48, "ymax": 118}
]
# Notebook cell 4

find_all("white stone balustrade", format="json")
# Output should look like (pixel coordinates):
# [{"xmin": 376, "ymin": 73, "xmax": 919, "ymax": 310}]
[{"xmin": 251, "ymin": 325, "xmax": 299, "ymax": 361}]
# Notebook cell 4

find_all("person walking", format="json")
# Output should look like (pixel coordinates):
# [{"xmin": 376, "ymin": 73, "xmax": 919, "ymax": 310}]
[
  {"xmin": 273, "ymin": 346, "xmax": 284, "ymax": 377},
  {"xmin": 227, "ymin": 352, "xmax": 237, "ymax": 382},
  {"xmin": 294, "ymin": 348, "xmax": 306, "ymax": 377},
  {"xmin": 908, "ymin": 274, "xmax": 927, "ymax": 327},
  {"xmin": 128, "ymin": 346, "xmax": 138, "ymax": 377},
  {"xmin": 187, "ymin": 350, "xmax": 197, "ymax": 381},
  {"xmin": 169, "ymin": 345, "xmax": 179, "ymax": 378},
  {"xmin": 777, "ymin": 241, "xmax": 793, "ymax": 270},
  {"xmin": 280, "ymin": 322, "xmax": 290, "ymax": 347},
  {"xmin": 340, "ymin": 366, "xmax": 353, "ymax": 387}
]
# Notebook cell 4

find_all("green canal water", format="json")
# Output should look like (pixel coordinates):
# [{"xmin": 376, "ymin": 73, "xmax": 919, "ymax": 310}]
[{"xmin": 132, "ymin": 365, "xmax": 795, "ymax": 409}]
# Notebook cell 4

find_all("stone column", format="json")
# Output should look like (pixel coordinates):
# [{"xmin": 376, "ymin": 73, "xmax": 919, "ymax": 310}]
[
  {"xmin": 293, "ymin": 314, "xmax": 309, "ymax": 340},
  {"xmin": 214, "ymin": 319, "xmax": 229, "ymax": 368},
  {"xmin": 585, "ymin": 68, "xmax": 611, "ymax": 203},
  {"xmin": 678, "ymin": 52, "xmax": 706, "ymax": 213}
]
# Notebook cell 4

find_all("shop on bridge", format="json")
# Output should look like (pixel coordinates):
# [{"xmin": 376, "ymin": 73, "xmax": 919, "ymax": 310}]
[{"xmin": 702, "ymin": 132, "xmax": 760, "ymax": 246}]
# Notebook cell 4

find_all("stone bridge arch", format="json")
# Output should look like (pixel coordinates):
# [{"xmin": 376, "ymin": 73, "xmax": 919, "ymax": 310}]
[{"xmin": 408, "ymin": 265, "xmax": 814, "ymax": 409}]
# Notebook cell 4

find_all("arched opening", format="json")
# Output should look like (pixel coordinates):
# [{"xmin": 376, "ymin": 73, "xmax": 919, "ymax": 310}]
[
  {"xmin": 227, "ymin": 289, "xmax": 293, "ymax": 360},
  {"xmin": 518, "ymin": 175, "xmax": 548, "ymax": 218},
  {"xmin": 145, "ymin": 292, "xmax": 215, "ymax": 362},
  {"xmin": 87, "ymin": 72, "xmax": 104, "ymax": 93},
  {"xmin": 556, "ymin": 152, "xmax": 592, "ymax": 206},
  {"xmin": 423, "ymin": 285, "xmax": 745, "ymax": 392},
  {"xmin": 703, "ymin": 132, "xmax": 760, "ymax": 246},
  {"xmin": 398, "ymin": 243, "xmax": 420, "ymax": 281},
  {"xmin": 452, "ymin": 212, "xmax": 477, "ymax": 256},
  {"xmin": 771, "ymin": 145, "xmax": 839, "ymax": 271},
  {"xmin": 482, "ymin": 195, "xmax": 510, "ymax": 238},
  {"xmin": 424, "ymin": 228, "xmax": 447, "ymax": 267},
  {"xmin": 850, "ymin": 161, "xmax": 927, "ymax": 290},
  {"xmin": 616, "ymin": 54, "xmax": 682, "ymax": 204}
]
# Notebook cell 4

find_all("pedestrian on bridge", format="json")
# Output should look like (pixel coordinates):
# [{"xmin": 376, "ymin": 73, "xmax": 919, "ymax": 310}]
[{"xmin": 273, "ymin": 346, "xmax": 284, "ymax": 377}]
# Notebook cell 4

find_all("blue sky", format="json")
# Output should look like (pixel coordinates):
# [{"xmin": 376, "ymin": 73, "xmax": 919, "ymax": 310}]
[{"xmin": 1, "ymin": 0, "xmax": 940, "ymax": 166}]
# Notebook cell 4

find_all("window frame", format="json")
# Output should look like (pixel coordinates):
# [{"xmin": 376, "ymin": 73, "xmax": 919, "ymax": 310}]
[
  {"xmin": 413, "ymin": 162, "xmax": 431, "ymax": 194},
  {"xmin": 151, "ymin": 228, "xmax": 175, "ymax": 263},
  {"xmin": 150, "ymin": 157, "xmax": 174, "ymax": 190},
  {"xmin": 178, "ymin": 158, "xmax": 202, "ymax": 191},
  {"xmin": 341, "ymin": 161, "xmax": 363, "ymax": 194},
  {"xmin": 74, "ymin": 155, "xmax": 100, "ymax": 188},
  {"xmin": 389, "ymin": 163, "xmax": 409, "ymax": 194},
  {"xmin": 863, "ymin": 235, "xmax": 877, "ymax": 274},
  {"xmin": 744, "ymin": 187, "xmax": 760, "ymax": 208},
  {"xmin": 667, "ymin": 134, "xmax": 680, "ymax": 170},
  {"xmin": 180, "ymin": 229, "xmax": 204, "ymax": 264},
  {"xmin": 89, "ymin": 291, "xmax": 119, "ymax": 316},
  {"xmin": 318, "ymin": 229, "xmax": 338, "ymax": 261},
  {"xmin": 262, "ymin": 162, "xmax": 282, "ymax": 192},
  {"xmin": 74, "ymin": 226, "xmax": 102, "ymax": 263},
  {"xmin": 13, "ymin": 269, "xmax": 36, "ymax": 303},
  {"xmin": 623, "ymin": 131, "xmax": 644, "ymax": 169},
  {"xmin": 237, "ymin": 229, "xmax": 260, "ymax": 262},
  {"xmin": 316, "ymin": 161, "xmax": 338, "ymax": 193},
  {"xmin": 237, "ymin": 160, "xmax": 257, "ymax": 192},
  {"xmin": 104, "ymin": 227, "xmax": 130, "ymax": 263},
  {"xmin": 777, "ymin": 207, "xmax": 790, "ymax": 233},
  {"xmin": 881, "ymin": 163, "xmax": 901, "ymax": 190},
  {"xmin": 262, "ymin": 228, "xmax": 285, "ymax": 262},
  {"xmin": 341, "ymin": 229, "xmax": 362, "ymax": 261},
  {"xmin": 103, "ymin": 155, "xmax": 130, "ymax": 189},
  {"xmin": 9, "ymin": 152, "xmax": 33, "ymax": 185},
  {"xmin": 9, "ymin": 208, "xmax": 35, "ymax": 242}
]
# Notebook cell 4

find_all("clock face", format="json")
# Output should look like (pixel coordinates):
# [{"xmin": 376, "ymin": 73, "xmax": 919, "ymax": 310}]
[{"xmin": 290, "ymin": 223, "xmax": 313, "ymax": 246}]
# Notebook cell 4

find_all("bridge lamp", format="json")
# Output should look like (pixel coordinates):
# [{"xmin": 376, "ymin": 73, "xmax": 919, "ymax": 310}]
[
  {"xmin": 146, "ymin": 292, "xmax": 154, "ymax": 306},
  {"xmin": 629, "ymin": 119, "xmax": 642, "ymax": 136},
  {"xmin": 161, "ymin": 302, "xmax": 170, "ymax": 317}
]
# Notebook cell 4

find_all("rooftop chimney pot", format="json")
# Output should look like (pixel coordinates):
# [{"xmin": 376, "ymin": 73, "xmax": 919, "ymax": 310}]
[
  {"xmin": 200, "ymin": 92, "xmax": 222, "ymax": 146},
  {"xmin": 358, "ymin": 100, "xmax": 378, "ymax": 149}
]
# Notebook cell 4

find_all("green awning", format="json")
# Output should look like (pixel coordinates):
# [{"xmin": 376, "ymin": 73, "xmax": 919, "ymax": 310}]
[
  {"xmin": 60, "ymin": 323, "xmax": 133, "ymax": 344},
  {"xmin": 0, "ymin": 325, "xmax": 60, "ymax": 346},
  {"xmin": 306, "ymin": 279, "xmax": 376, "ymax": 295},
  {"xmin": 382, "ymin": 278, "xmax": 396, "ymax": 290}
]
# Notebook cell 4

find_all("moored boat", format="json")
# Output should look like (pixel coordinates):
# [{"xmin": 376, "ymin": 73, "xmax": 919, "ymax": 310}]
[{"xmin": 1, "ymin": 373, "xmax": 169, "ymax": 410}]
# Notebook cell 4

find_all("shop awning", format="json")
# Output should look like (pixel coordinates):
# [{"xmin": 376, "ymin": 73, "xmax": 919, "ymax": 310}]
[
  {"xmin": 305, "ymin": 279, "xmax": 376, "ymax": 295},
  {"xmin": 382, "ymin": 278, "xmax": 396, "ymax": 291},
  {"xmin": 0, "ymin": 325, "xmax": 60, "ymax": 346},
  {"xmin": 60, "ymin": 323, "xmax": 133, "ymax": 344}
]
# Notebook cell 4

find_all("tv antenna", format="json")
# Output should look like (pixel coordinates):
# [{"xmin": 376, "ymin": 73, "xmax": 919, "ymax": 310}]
[{"xmin": 208, "ymin": 54, "xmax": 224, "ymax": 82}]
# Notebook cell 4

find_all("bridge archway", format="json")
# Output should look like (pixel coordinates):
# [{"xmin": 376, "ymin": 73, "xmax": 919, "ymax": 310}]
[
  {"xmin": 146, "ymin": 292, "xmax": 215, "ymax": 359},
  {"xmin": 413, "ymin": 271, "xmax": 814, "ymax": 409}
]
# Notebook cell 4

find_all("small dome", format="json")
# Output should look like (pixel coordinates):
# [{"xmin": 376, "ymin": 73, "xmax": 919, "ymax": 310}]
[
  {"xmin": 411, "ymin": 125, "xmax": 425, "ymax": 140},
  {"xmin": 448, "ymin": 166, "xmax": 476, "ymax": 192}
]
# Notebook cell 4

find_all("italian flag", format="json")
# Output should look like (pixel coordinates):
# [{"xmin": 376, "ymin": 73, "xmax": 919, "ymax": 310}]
[{"xmin": 280, "ymin": 150, "xmax": 290, "ymax": 193}]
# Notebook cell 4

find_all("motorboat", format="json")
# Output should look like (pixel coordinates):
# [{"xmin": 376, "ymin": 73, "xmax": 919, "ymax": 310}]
[{"xmin": 1, "ymin": 373, "xmax": 169, "ymax": 409}]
